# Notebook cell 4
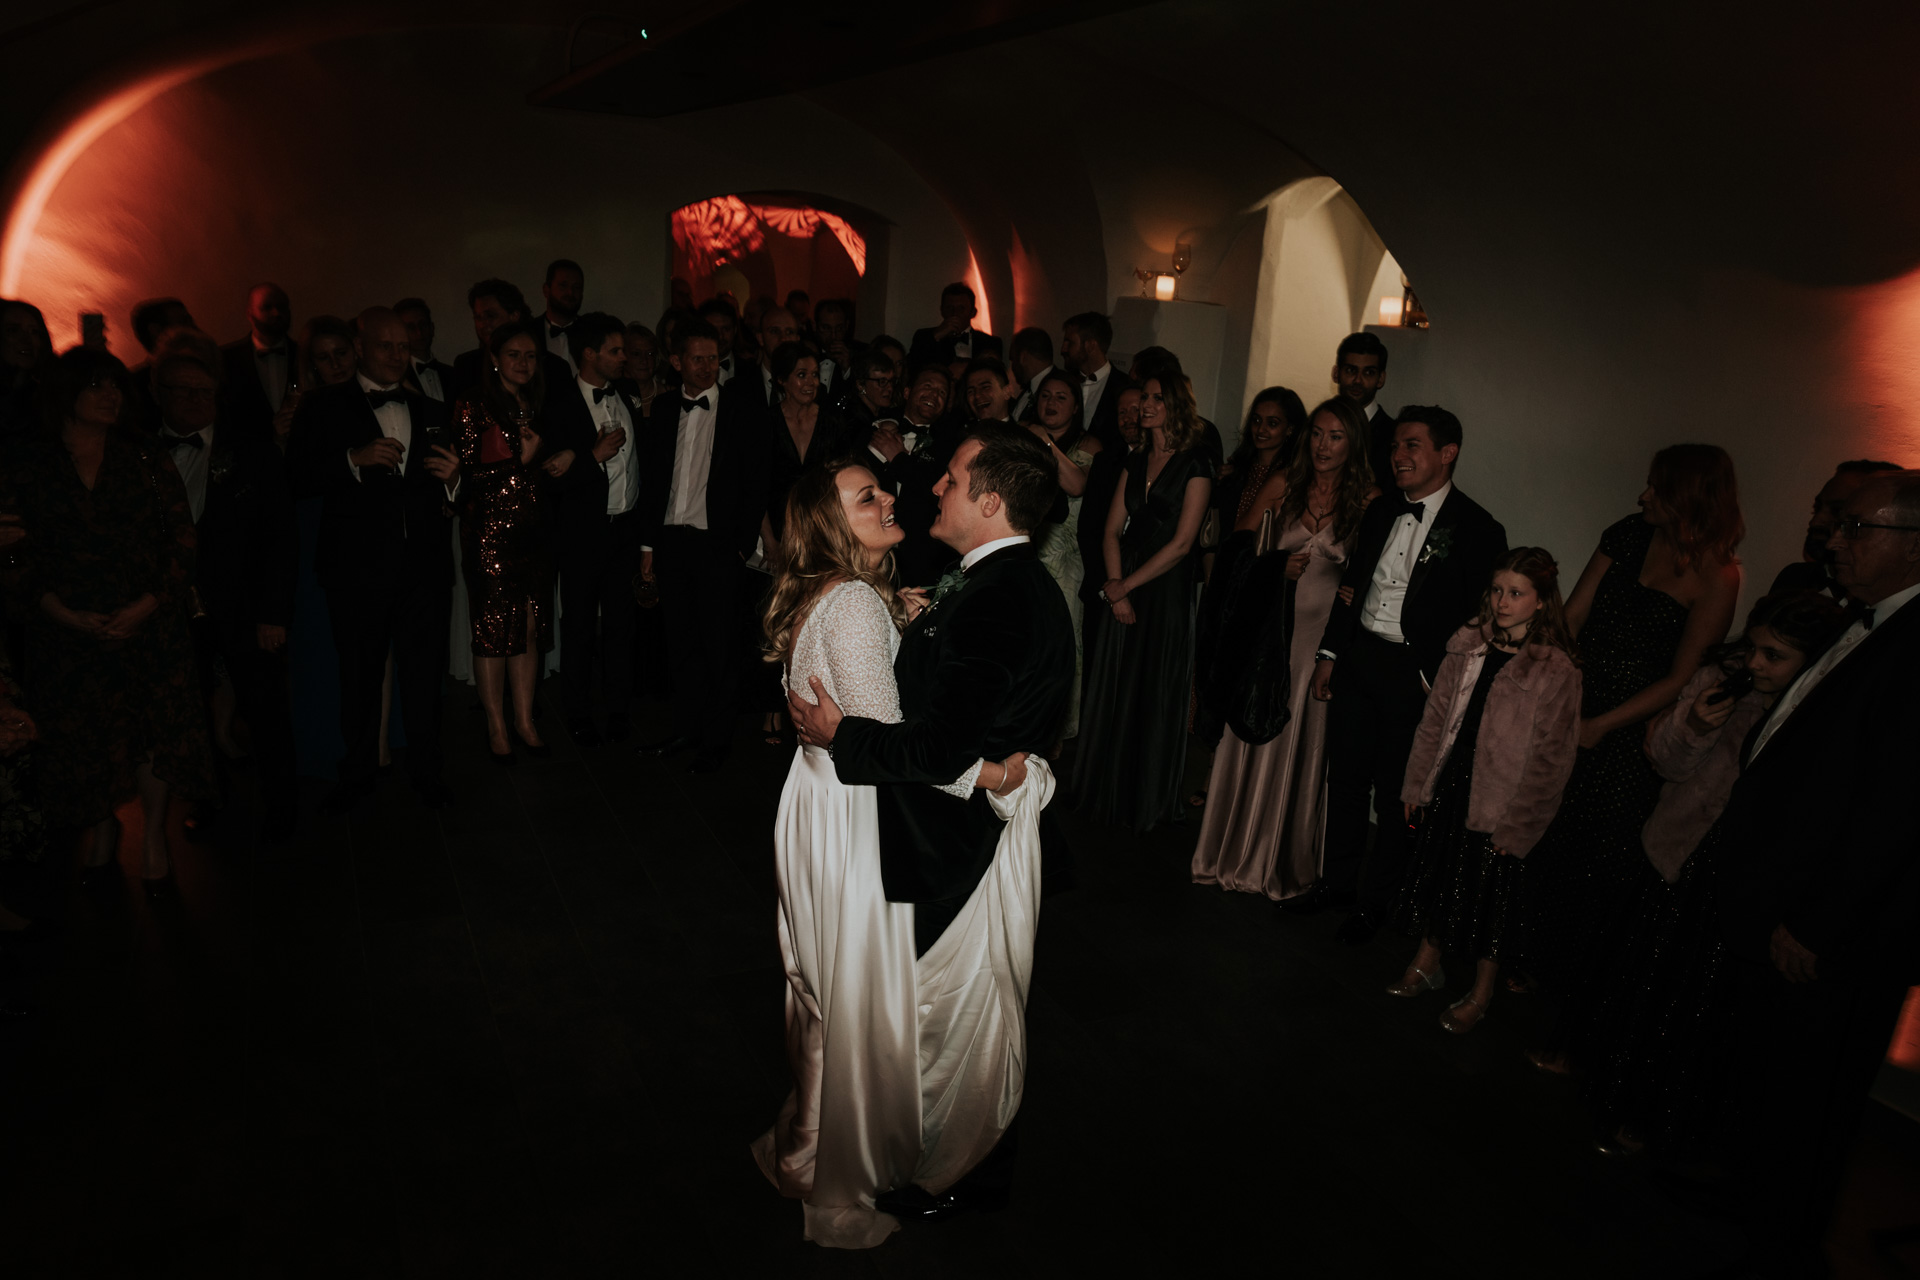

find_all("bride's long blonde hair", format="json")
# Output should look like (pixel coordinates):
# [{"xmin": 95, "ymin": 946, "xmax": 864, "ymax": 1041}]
[{"xmin": 762, "ymin": 458, "xmax": 908, "ymax": 665}]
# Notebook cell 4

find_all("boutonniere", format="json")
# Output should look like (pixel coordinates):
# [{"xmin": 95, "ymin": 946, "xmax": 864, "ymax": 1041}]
[
  {"xmin": 926, "ymin": 568, "xmax": 968, "ymax": 612},
  {"xmin": 208, "ymin": 445, "xmax": 236, "ymax": 487},
  {"xmin": 1418, "ymin": 527, "xmax": 1453, "ymax": 567}
]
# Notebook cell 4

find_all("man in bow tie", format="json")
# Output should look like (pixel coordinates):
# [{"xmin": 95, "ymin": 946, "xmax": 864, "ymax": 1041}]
[
  {"xmin": 1007, "ymin": 327, "xmax": 1055, "ymax": 424},
  {"xmin": 218, "ymin": 282, "xmax": 297, "ymax": 448},
  {"xmin": 153, "ymin": 327, "xmax": 299, "ymax": 839},
  {"xmin": 1310, "ymin": 409, "xmax": 1506, "ymax": 939},
  {"xmin": 865, "ymin": 365, "xmax": 959, "ymax": 587},
  {"xmin": 541, "ymin": 259, "xmax": 585, "ymax": 374},
  {"xmin": 696, "ymin": 298, "xmax": 742, "ymax": 386},
  {"xmin": 449, "ymin": 278, "xmax": 573, "ymax": 404},
  {"xmin": 909, "ymin": 282, "xmax": 1002, "ymax": 372},
  {"xmin": 291, "ymin": 307, "xmax": 462, "ymax": 814},
  {"xmin": 393, "ymin": 296, "xmax": 456, "ymax": 402},
  {"xmin": 1060, "ymin": 311, "xmax": 1129, "ymax": 454},
  {"xmin": 635, "ymin": 319, "xmax": 770, "ymax": 772},
  {"xmin": 547, "ymin": 312, "xmax": 642, "ymax": 746}
]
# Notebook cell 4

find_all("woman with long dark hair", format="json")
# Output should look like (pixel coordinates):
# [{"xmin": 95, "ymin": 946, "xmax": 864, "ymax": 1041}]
[
  {"xmin": 1192, "ymin": 396, "xmax": 1376, "ymax": 896},
  {"xmin": 1027, "ymin": 368, "xmax": 1103, "ymax": 740},
  {"xmin": 1518, "ymin": 444, "xmax": 1743, "ymax": 1062},
  {"xmin": 1073, "ymin": 363, "xmax": 1217, "ymax": 829},
  {"xmin": 451, "ymin": 320, "xmax": 558, "ymax": 763},
  {"xmin": 0, "ymin": 347, "xmax": 215, "ymax": 896},
  {"xmin": 1386, "ymin": 548, "xmax": 1583, "ymax": 1033},
  {"xmin": 1570, "ymin": 589, "xmax": 1844, "ymax": 1153}
]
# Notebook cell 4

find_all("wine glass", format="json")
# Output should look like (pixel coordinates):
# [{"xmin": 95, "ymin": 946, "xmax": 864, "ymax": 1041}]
[{"xmin": 1171, "ymin": 242, "xmax": 1193, "ymax": 276}]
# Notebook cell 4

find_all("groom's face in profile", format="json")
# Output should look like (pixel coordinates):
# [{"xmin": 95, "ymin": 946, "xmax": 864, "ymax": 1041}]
[{"xmin": 931, "ymin": 438, "xmax": 988, "ymax": 551}]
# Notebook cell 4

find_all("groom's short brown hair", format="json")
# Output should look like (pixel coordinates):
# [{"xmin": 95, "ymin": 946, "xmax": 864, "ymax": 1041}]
[{"xmin": 963, "ymin": 423, "xmax": 1058, "ymax": 534}]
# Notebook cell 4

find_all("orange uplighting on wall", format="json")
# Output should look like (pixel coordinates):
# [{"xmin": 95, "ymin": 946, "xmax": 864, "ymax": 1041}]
[
  {"xmin": 964, "ymin": 247, "xmax": 991, "ymax": 340},
  {"xmin": 1891, "ymin": 987, "xmax": 1920, "ymax": 1072},
  {"xmin": 671, "ymin": 196, "xmax": 866, "ymax": 279}
]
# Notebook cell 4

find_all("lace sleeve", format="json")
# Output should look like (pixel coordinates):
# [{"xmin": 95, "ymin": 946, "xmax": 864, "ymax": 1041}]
[
  {"xmin": 820, "ymin": 584, "xmax": 982, "ymax": 795},
  {"xmin": 817, "ymin": 583, "xmax": 904, "ymax": 723}
]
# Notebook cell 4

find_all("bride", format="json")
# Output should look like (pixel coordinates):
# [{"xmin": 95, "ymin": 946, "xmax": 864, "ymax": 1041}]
[{"xmin": 750, "ymin": 458, "xmax": 1032, "ymax": 1249}]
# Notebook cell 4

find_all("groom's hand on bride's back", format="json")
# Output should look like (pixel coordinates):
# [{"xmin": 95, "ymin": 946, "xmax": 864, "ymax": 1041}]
[{"xmin": 789, "ymin": 676, "xmax": 844, "ymax": 747}]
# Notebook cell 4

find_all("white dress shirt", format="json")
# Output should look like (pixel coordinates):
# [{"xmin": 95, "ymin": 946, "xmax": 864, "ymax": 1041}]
[
  {"xmin": 961, "ymin": 534, "xmax": 1031, "ymax": 571},
  {"xmin": 545, "ymin": 317, "xmax": 577, "ymax": 373},
  {"xmin": 1012, "ymin": 365, "xmax": 1050, "ymax": 421},
  {"xmin": 1082, "ymin": 360, "xmax": 1113, "ymax": 428},
  {"xmin": 716, "ymin": 354, "xmax": 736, "ymax": 386},
  {"xmin": 252, "ymin": 334, "xmax": 290, "ymax": 411},
  {"xmin": 412, "ymin": 358, "xmax": 444, "ymax": 402},
  {"xmin": 663, "ymin": 386, "xmax": 718, "ymax": 531},
  {"xmin": 347, "ymin": 373, "xmax": 459, "ymax": 505},
  {"xmin": 578, "ymin": 376, "xmax": 638, "ymax": 517},
  {"xmin": 1359, "ymin": 481, "xmax": 1452, "ymax": 644},
  {"xmin": 159, "ymin": 423, "xmax": 213, "ymax": 523},
  {"xmin": 1749, "ymin": 578, "xmax": 1920, "ymax": 761}
]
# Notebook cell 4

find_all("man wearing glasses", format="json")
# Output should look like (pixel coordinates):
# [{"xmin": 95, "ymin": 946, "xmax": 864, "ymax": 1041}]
[
  {"xmin": 834, "ymin": 351, "xmax": 897, "ymax": 438},
  {"xmin": 1716, "ymin": 469, "xmax": 1920, "ymax": 1278},
  {"xmin": 1769, "ymin": 458, "xmax": 1904, "ymax": 603}
]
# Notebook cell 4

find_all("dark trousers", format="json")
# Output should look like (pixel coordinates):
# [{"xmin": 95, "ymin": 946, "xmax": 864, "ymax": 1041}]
[
  {"xmin": 654, "ymin": 526, "xmax": 744, "ymax": 751},
  {"xmin": 559, "ymin": 511, "xmax": 641, "ymax": 723},
  {"xmin": 327, "ymin": 574, "xmax": 451, "ymax": 787},
  {"xmin": 196, "ymin": 626, "xmax": 296, "ymax": 817},
  {"xmin": 1323, "ymin": 629, "xmax": 1428, "ymax": 913},
  {"xmin": 1721, "ymin": 958, "xmax": 1912, "ymax": 1274}
]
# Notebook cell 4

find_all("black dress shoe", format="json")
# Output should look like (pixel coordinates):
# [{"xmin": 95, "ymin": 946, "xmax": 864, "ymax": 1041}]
[
  {"xmin": 640, "ymin": 733, "xmax": 695, "ymax": 757},
  {"xmin": 321, "ymin": 779, "xmax": 373, "ymax": 816},
  {"xmin": 1277, "ymin": 883, "xmax": 1325, "ymax": 915},
  {"xmin": 1336, "ymin": 910, "xmax": 1378, "ymax": 946},
  {"xmin": 414, "ymin": 778, "xmax": 454, "ymax": 809},
  {"xmin": 604, "ymin": 712, "xmax": 631, "ymax": 743},
  {"xmin": 874, "ymin": 1183, "xmax": 1009, "ymax": 1222},
  {"xmin": 687, "ymin": 747, "xmax": 728, "ymax": 774},
  {"xmin": 568, "ymin": 720, "xmax": 603, "ymax": 747}
]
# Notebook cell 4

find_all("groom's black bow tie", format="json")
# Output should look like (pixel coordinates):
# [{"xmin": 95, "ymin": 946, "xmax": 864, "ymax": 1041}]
[
  {"xmin": 592, "ymin": 385, "xmax": 619, "ymax": 404},
  {"xmin": 549, "ymin": 322, "xmax": 570, "ymax": 339},
  {"xmin": 680, "ymin": 394, "xmax": 710, "ymax": 413},
  {"xmin": 1394, "ymin": 495, "xmax": 1427, "ymax": 522},
  {"xmin": 161, "ymin": 430, "xmax": 203, "ymax": 452},
  {"xmin": 365, "ymin": 389, "xmax": 407, "ymax": 409}
]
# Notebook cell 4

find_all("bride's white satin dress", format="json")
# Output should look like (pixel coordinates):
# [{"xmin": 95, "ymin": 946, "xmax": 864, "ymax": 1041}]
[{"xmin": 752, "ymin": 581, "xmax": 1049, "ymax": 1249}]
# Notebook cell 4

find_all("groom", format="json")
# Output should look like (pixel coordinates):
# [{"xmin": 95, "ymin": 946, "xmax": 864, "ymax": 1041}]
[{"xmin": 789, "ymin": 423, "xmax": 1075, "ymax": 1219}]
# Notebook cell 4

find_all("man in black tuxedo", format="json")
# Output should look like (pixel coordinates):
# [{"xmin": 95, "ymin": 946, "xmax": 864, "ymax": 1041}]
[
  {"xmin": 788, "ymin": 425, "xmax": 1073, "ymax": 1219},
  {"xmin": 546, "ymin": 313, "xmax": 642, "ymax": 746},
  {"xmin": 449, "ymin": 279, "xmax": 572, "ymax": 403},
  {"xmin": 1333, "ymin": 332, "xmax": 1396, "ymax": 488},
  {"xmin": 1007, "ymin": 327, "xmax": 1054, "ymax": 423},
  {"xmin": 290, "ymin": 308, "xmax": 462, "ymax": 813},
  {"xmin": 540, "ymin": 259, "xmax": 585, "ymax": 375},
  {"xmin": 696, "ymin": 298, "xmax": 744, "ymax": 387},
  {"xmin": 1060, "ymin": 312, "xmax": 1129, "ymax": 455},
  {"xmin": 218, "ymin": 282, "xmax": 297, "ymax": 447},
  {"xmin": 812, "ymin": 298, "xmax": 863, "ymax": 394},
  {"xmin": 834, "ymin": 350, "xmax": 897, "ymax": 439},
  {"xmin": 635, "ymin": 320, "xmax": 770, "ymax": 773},
  {"xmin": 1768, "ymin": 458, "xmax": 1904, "ymax": 600},
  {"xmin": 151, "ymin": 329, "xmax": 299, "ymax": 839},
  {"xmin": 394, "ymin": 297, "xmax": 456, "ymax": 402},
  {"xmin": 865, "ymin": 366, "xmax": 960, "ymax": 588},
  {"xmin": 909, "ymin": 283, "xmax": 1002, "ymax": 370},
  {"xmin": 731, "ymin": 305, "xmax": 801, "ymax": 416},
  {"xmin": 128, "ymin": 297, "xmax": 194, "ymax": 429},
  {"xmin": 1311, "ymin": 408, "xmax": 1507, "ymax": 940},
  {"xmin": 1714, "ymin": 470, "xmax": 1920, "ymax": 1278}
]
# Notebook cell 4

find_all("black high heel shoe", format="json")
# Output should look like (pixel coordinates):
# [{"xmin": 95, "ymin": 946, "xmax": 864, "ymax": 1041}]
[{"xmin": 511, "ymin": 728, "xmax": 550, "ymax": 761}]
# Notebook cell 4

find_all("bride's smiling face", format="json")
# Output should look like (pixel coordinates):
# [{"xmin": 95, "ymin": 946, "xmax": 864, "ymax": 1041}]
[{"xmin": 837, "ymin": 465, "xmax": 903, "ymax": 564}]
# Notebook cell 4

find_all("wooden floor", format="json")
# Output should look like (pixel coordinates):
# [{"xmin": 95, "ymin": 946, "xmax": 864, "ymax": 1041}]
[{"xmin": 1, "ymin": 682, "xmax": 1916, "ymax": 1278}]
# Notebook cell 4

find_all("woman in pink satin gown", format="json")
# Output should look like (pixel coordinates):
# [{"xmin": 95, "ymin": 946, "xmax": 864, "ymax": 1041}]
[{"xmin": 1192, "ymin": 398, "xmax": 1379, "ymax": 900}]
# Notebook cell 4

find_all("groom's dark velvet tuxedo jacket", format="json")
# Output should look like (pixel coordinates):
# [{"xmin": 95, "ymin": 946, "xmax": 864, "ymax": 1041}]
[{"xmin": 832, "ymin": 540, "xmax": 1075, "ymax": 911}]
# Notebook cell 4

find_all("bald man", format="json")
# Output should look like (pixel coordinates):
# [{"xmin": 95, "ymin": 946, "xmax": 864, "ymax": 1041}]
[
  {"xmin": 219, "ymin": 282, "xmax": 298, "ymax": 445},
  {"xmin": 289, "ymin": 307, "xmax": 462, "ymax": 813},
  {"xmin": 1716, "ymin": 469, "xmax": 1920, "ymax": 1275}
]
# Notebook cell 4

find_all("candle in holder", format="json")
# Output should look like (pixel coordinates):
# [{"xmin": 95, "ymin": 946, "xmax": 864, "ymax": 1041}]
[
  {"xmin": 1379, "ymin": 295, "xmax": 1404, "ymax": 326},
  {"xmin": 1154, "ymin": 274, "xmax": 1176, "ymax": 302}
]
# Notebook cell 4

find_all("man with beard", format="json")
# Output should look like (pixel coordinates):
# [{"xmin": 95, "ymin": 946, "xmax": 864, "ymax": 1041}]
[{"xmin": 1332, "ymin": 332, "xmax": 1395, "ymax": 486}]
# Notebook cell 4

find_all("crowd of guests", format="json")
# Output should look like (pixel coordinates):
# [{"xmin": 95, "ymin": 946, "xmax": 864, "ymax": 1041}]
[{"xmin": 0, "ymin": 265, "xmax": 1915, "ymax": 1275}]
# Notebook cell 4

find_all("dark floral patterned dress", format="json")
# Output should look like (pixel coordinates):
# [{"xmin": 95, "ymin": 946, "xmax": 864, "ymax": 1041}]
[{"xmin": 0, "ymin": 429, "xmax": 215, "ymax": 826}]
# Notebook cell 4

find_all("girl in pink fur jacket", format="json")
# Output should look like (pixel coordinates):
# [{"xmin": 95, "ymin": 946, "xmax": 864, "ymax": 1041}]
[{"xmin": 1386, "ymin": 548, "xmax": 1583, "ymax": 1033}]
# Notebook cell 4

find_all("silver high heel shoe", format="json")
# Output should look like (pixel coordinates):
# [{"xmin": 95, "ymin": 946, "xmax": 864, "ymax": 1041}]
[
  {"xmin": 1440, "ymin": 993, "xmax": 1488, "ymax": 1034},
  {"xmin": 1386, "ymin": 963, "xmax": 1446, "ymax": 997}
]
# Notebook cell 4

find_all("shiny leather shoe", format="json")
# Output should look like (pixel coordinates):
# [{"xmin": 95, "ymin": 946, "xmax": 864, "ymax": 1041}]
[
  {"xmin": 1386, "ymin": 962, "xmax": 1446, "ymax": 997},
  {"xmin": 639, "ymin": 733, "xmax": 695, "ymax": 758},
  {"xmin": 1335, "ymin": 910, "xmax": 1377, "ymax": 946},
  {"xmin": 874, "ymin": 1182, "xmax": 1010, "ymax": 1223}
]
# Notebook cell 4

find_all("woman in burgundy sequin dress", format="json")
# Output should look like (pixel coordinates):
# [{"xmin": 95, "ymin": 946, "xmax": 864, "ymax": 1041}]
[{"xmin": 452, "ymin": 321, "xmax": 560, "ymax": 763}]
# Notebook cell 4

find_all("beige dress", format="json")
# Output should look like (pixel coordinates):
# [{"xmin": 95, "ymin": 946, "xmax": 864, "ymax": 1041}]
[{"xmin": 1190, "ymin": 515, "xmax": 1348, "ymax": 899}]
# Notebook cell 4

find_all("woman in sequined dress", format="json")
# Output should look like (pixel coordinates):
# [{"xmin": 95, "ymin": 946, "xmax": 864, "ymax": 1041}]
[
  {"xmin": 1518, "ymin": 445, "xmax": 1743, "ymax": 1062},
  {"xmin": 1569, "ymin": 590, "xmax": 1842, "ymax": 1154},
  {"xmin": 452, "ymin": 321, "xmax": 559, "ymax": 763}
]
